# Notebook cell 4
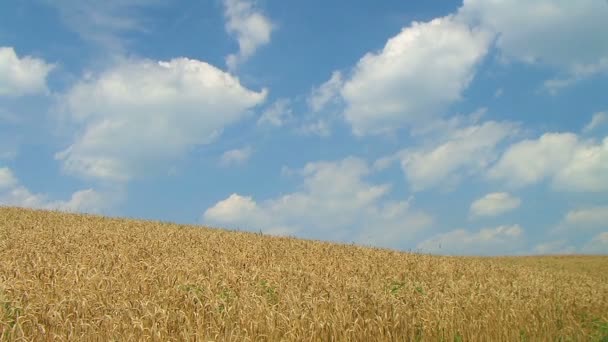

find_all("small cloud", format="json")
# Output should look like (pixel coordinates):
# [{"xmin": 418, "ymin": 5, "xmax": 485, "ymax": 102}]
[
  {"xmin": 543, "ymin": 59, "xmax": 608, "ymax": 94},
  {"xmin": 583, "ymin": 111, "xmax": 608, "ymax": 133},
  {"xmin": 0, "ymin": 47, "xmax": 54, "ymax": 97},
  {"xmin": 297, "ymin": 120, "xmax": 331, "ymax": 137},
  {"xmin": 258, "ymin": 99, "xmax": 292, "ymax": 127},
  {"xmin": 219, "ymin": 147, "xmax": 253, "ymax": 167},
  {"xmin": 307, "ymin": 71, "xmax": 343, "ymax": 113},
  {"xmin": 417, "ymin": 224, "xmax": 524, "ymax": 256},
  {"xmin": 42, "ymin": 0, "xmax": 162, "ymax": 52},
  {"xmin": 564, "ymin": 206, "xmax": 608, "ymax": 228},
  {"xmin": 0, "ymin": 167, "xmax": 18, "ymax": 189},
  {"xmin": 581, "ymin": 232, "xmax": 608, "ymax": 254},
  {"xmin": 223, "ymin": 0, "xmax": 273, "ymax": 70},
  {"xmin": 494, "ymin": 88, "xmax": 503, "ymax": 98},
  {"xmin": 533, "ymin": 240, "xmax": 576, "ymax": 255},
  {"xmin": 470, "ymin": 192, "xmax": 521, "ymax": 218}
]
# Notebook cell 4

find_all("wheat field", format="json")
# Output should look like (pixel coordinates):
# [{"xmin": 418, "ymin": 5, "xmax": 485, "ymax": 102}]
[{"xmin": 0, "ymin": 207, "xmax": 607, "ymax": 341}]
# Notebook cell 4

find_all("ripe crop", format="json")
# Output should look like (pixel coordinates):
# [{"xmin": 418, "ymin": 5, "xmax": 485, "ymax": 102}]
[{"xmin": 1, "ymin": 207, "xmax": 607, "ymax": 341}]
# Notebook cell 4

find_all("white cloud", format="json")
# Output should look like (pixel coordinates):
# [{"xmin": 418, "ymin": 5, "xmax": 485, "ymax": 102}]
[
  {"xmin": 489, "ymin": 133, "xmax": 578, "ymax": 186},
  {"xmin": 543, "ymin": 60, "xmax": 608, "ymax": 94},
  {"xmin": 43, "ymin": 0, "xmax": 162, "ymax": 52},
  {"xmin": 470, "ymin": 192, "xmax": 521, "ymax": 218},
  {"xmin": 494, "ymin": 88, "xmax": 504, "ymax": 98},
  {"xmin": 0, "ymin": 47, "xmax": 54, "ymax": 97},
  {"xmin": 553, "ymin": 137, "xmax": 608, "ymax": 192},
  {"xmin": 224, "ymin": 0, "xmax": 273, "ymax": 70},
  {"xmin": 340, "ymin": 15, "xmax": 491, "ymax": 135},
  {"xmin": 203, "ymin": 157, "xmax": 432, "ymax": 249},
  {"xmin": 299, "ymin": 71, "xmax": 345, "ymax": 136},
  {"xmin": 460, "ymin": 0, "xmax": 608, "ymax": 89},
  {"xmin": 219, "ymin": 146, "xmax": 253, "ymax": 167},
  {"xmin": 308, "ymin": 71, "xmax": 343, "ymax": 113},
  {"xmin": 257, "ymin": 99, "xmax": 292, "ymax": 127},
  {"xmin": 56, "ymin": 57, "xmax": 267, "ymax": 182},
  {"xmin": 582, "ymin": 232, "xmax": 608, "ymax": 254},
  {"xmin": 533, "ymin": 240, "xmax": 576, "ymax": 255},
  {"xmin": 397, "ymin": 120, "xmax": 517, "ymax": 191},
  {"xmin": 564, "ymin": 206, "xmax": 608, "ymax": 229},
  {"xmin": 0, "ymin": 167, "xmax": 111, "ymax": 213},
  {"xmin": 489, "ymin": 133, "xmax": 608, "ymax": 192},
  {"xmin": 583, "ymin": 112, "xmax": 608, "ymax": 133},
  {"xmin": 417, "ymin": 224, "xmax": 524, "ymax": 255},
  {"xmin": 0, "ymin": 167, "xmax": 18, "ymax": 189},
  {"xmin": 297, "ymin": 120, "xmax": 331, "ymax": 137}
]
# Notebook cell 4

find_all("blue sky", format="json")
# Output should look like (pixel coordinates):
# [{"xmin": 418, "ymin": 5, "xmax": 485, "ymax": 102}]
[{"xmin": 1, "ymin": 0, "xmax": 607, "ymax": 255}]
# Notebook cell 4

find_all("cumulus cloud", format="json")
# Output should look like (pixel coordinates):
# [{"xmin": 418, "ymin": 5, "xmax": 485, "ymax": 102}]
[
  {"xmin": 489, "ymin": 133, "xmax": 608, "ymax": 192},
  {"xmin": 257, "ymin": 99, "xmax": 292, "ymax": 127},
  {"xmin": 219, "ymin": 146, "xmax": 253, "ymax": 167},
  {"xmin": 203, "ymin": 157, "xmax": 433, "ymax": 249},
  {"xmin": 416, "ymin": 224, "xmax": 524, "ymax": 256},
  {"xmin": 460, "ymin": 0, "xmax": 608, "ymax": 90},
  {"xmin": 0, "ymin": 167, "xmax": 111, "ymax": 213},
  {"xmin": 470, "ymin": 192, "xmax": 521, "ymax": 218},
  {"xmin": 0, "ymin": 47, "xmax": 54, "ymax": 97},
  {"xmin": 582, "ymin": 232, "xmax": 608, "ymax": 254},
  {"xmin": 56, "ymin": 57, "xmax": 267, "ymax": 182},
  {"xmin": 394, "ymin": 120, "xmax": 517, "ymax": 191},
  {"xmin": 224, "ymin": 0, "xmax": 273, "ymax": 70},
  {"xmin": 340, "ymin": 15, "xmax": 491, "ymax": 135}
]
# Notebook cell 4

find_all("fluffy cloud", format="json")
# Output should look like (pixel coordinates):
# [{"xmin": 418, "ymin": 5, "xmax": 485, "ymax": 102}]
[
  {"xmin": 489, "ymin": 133, "xmax": 608, "ymax": 192},
  {"xmin": 203, "ymin": 157, "xmax": 432, "ymax": 249},
  {"xmin": 56, "ymin": 57, "xmax": 267, "ymax": 182},
  {"xmin": 0, "ymin": 167, "xmax": 111, "ymax": 213},
  {"xmin": 460, "ymin": 0, "xmax": 608, "ymax": 90},
  {"xmin": 470, "ymin": 192, "xmax": 521, "ymax": 218},
  {"xmin": 488, "ymin": 133, "xmax": 578, "ymax": 186},
  {"xmin": 394, "ymin": 120, "xmax": 517, "ymax": 191},
  {"xmin": 219, "ymin": 146, "xmax": 253, "ymax": 167},
  {"xmin": 582, "ymin": 232, "xmax": 608, "ymax": 254},
  {"xmin": 340, "ymin": 15, "xmax": 491, "ymax": 135},
  {"xmin": 0, "ymin": 47, "xmax": 54, "ymax": 97},
  {"xmin": 416, "ymin": 224, "xmax": 524, "ymax": 255},
  {"xmin": 224, "ymin": 0, "xmax": 273, "ymax": 70},
  {"xmin": 258, "ymin": 99, "xmax": 292, "ymax": 127}
]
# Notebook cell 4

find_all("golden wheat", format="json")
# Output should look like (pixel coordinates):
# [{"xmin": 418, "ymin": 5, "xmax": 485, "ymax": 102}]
[{"xmin": 0, "ymin": 207, "xmax": 607, "ymax": 341}]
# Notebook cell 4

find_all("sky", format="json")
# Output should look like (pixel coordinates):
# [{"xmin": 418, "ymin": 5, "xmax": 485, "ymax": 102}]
[{"xmin": 1, "ymin": 0, "xmax": 607, "ymax": 256}]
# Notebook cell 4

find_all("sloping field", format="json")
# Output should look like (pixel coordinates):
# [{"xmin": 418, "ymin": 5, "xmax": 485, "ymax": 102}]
[{"xmin": 1, "ymin": 207, "xmax": 607, "ymax": 341}]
